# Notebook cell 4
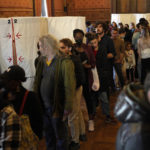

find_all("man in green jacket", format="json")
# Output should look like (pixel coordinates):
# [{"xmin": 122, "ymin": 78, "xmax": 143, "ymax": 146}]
[{"xmin": 34, "ymin": 34, "xmax": 76, "ymax": 150}]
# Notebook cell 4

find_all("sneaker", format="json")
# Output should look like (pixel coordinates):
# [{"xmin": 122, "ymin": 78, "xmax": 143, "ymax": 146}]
[
  {"xmin": 69, "ymin": 141, "xmax": 80, "ymax": 150},
  {"xmin": 88, "ymin": 120, "xmax": 94, "ymax": 132},
  {"xmin": 79, "ymin": 134, "xmax": 87, "ymax": 142}
]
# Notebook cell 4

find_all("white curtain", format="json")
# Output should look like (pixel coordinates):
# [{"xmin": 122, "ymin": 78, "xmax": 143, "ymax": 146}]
[
  {"xmin": 0, "ymin": 18, "xmax": 13, "ymax": 74},
  {"xmin": 47, "ymin": 17, "xmax": 86, "ymax": 42},
  {"xmin": 111, "ymin": 13, "xmax": 150, "ymax": 25},
  {"xmin": 0, "ymin": 17, "xmax": 86, "ymax": 90}
]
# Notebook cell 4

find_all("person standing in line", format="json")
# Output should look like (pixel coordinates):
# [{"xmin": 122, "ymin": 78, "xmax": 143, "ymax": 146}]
[
  {"xmin": 59, "ymin": 38, "xmax": 87, "ymax": 150},
  {"xmin": 111, "ymin": 28, "xmax": 125, "ymax": 88},
  {"xmin": 96, "ymin": 21, "xmax": 116, "ymax": 93},
  {"xmin": 138, "ymin": 23, "xmax": 150, "ymax": 84},
  {"xmin": 0, "ymin": 80, "xmax": 21, "ymax": 150},
  {"xmin": 0, "ymin": 65, "xmax": 43, "ymax": 140},
  {"xmin": 125, "ymin": 42, "xmax": 136, "ymax": 83},
  {"xmin": 115, "ymin": 73, "xmax": 150, "ymax": 150},
  {"xmin": 34, "ymin": 34, "xmax": 76, "ymax": 150},
  {"xmin": 132, "ymin": 23, "xmax": 141, "ymax": 81},
  {"xmin": 89, "ymin": 33, "xmax": 116, "ymax": 123},
  {"xmin": 73, "ymin": 29, "xmax": 96, "ymax": 132}
]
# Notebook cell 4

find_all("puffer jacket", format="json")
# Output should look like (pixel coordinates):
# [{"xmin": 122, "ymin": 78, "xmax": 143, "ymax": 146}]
[{"xmin": 114, "ymin": 83, "xmax": 150, "ymax": 150}]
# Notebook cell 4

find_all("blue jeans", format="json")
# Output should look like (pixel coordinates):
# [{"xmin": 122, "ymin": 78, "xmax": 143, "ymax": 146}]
[
  {"xmin": 44, "ymin": 108, "xmax": 69, "ymax": 150},
  {"xmin": 98, "ymin": 91, "xmax": 110, "ymax": 117},
  {"xmin": 91, "ymin": 91, "xmax": 110, "ymax": 117}
]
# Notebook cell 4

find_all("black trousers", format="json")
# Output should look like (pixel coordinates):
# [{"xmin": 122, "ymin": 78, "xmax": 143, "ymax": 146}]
[
  {"xmin": 141, "ymin": 58, "xmax": 150, "ymax": 84},
  {"xmin": 108, "ymin": 62, "xmax": 115, "ymax": 90},
  {"xmin": 126, "ymin": 68, "xmax": 134, "ymax": 82},
  {"xmin": 134, "ymin": 49, "xmax": 139, "ymax": 79},
  {"xmin": 114, "ymin": 63, "xmax": 124, "ymax": 87},
  {"xmin": 82, "ymin": 83, "xmax": 94, "ymax": 117}
]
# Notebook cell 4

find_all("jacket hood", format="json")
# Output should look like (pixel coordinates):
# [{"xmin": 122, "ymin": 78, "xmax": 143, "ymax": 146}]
[{"xmin": 114, "ymin": 83, "xmax": 150, "ymax": 123}]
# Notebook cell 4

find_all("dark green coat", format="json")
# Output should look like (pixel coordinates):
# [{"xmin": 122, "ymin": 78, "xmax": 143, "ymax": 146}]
[{"xmin": 34, "ymin": 55, "xmax": 76, "ymax": 118}]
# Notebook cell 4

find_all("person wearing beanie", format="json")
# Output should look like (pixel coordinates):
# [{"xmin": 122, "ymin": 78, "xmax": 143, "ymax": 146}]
[
  {"xmin": 0, "ymin": 65, "xmax": 43, "ymax": 140},
  {"xmin": 0, "ymin": 80, "xmax": 22, "ymax": 149}
]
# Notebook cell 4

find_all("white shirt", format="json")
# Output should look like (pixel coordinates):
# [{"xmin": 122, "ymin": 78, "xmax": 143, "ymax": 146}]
[{"xmin": 125, "ymin": 50, "xmax": 135, "ymax": 69}]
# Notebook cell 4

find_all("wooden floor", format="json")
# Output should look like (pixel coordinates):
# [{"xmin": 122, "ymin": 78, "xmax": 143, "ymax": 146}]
[
  {"xmin": 80, "ymin": 91, "xmax": 121, "ymax": 150},
  {"xmin": 39, "ymin": 91, "xmax": 121, "ymax": 150}
]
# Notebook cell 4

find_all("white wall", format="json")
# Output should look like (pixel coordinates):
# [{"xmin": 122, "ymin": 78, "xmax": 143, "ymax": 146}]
[{"xmin": 111, "ymin": 13, "xmax": 150, "ymax": 25}]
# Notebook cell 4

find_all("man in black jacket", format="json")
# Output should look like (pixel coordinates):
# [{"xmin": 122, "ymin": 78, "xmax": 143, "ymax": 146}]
[
  {"xmin": 96, "ymin": 21, "xmax": 116, "ymax": 92},
  {"xmin": 88, "ymin": 33, "xmax": 115, "ymax": 123}
]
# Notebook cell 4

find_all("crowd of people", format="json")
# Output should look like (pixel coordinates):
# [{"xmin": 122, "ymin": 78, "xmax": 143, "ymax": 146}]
[{"xmin": 0, "ymin": 17, "xmax": 150, "ymax": 150}]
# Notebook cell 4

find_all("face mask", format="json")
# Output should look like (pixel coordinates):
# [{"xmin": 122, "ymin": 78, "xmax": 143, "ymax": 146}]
[{"xmin": 75, "ymin": 39, "xmax": 83, "ymax": 46}]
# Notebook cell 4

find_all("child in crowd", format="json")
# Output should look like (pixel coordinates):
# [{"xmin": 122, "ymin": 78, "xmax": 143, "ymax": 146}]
[{"xmin": 125, "ymin": 42, "xmax": 135, "ymax": 83}]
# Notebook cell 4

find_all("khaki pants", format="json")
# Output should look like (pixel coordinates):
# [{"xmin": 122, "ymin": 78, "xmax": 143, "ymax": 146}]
[{"xmin": 68, "ymin": 86, "xmax": 86, "ymax": 143}]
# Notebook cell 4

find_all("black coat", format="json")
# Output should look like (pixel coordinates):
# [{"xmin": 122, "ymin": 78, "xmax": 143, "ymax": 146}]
[
  {"xmin": 70, "ymin": 55, "xmax": 86, "ymax": 88},
  {"xmin": 96, "ymin": 45, "xmax": 109, "ymax": 92},
  {"xmin": 12, "ymin": 86, "xmax": 43, "ymax": 139},
  {"xmin": 115, "ymin": 84, "xmax": 150, "ymax": 150}
]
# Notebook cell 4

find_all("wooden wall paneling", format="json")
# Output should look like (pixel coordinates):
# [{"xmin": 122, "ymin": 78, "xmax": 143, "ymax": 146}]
[
  {"xmin": 47, "ymin": 0, "xmax": 52, "ymax": 16},
  {"xmin": 137, "ymin": 0, "xmax": 147, "ymax": 13},
  {"xmin": 129, "ymin": 0, "xmax": 137, "ymax": 13},
  {"xmin": 146, "ymin": 0, "xmax": 150, "ymax": 12},
  {"xmin": 112, "ymin": 0, "xmax": 150, "ymax": 13},
  {"xmin": 116, "ymin": 0, "xmax": 130, "ymax": 13},
  {"xmin": 68, "ymin": 0, "xmax": 111, "ymax": 22},
  {"xmin": 0, "ymin": 0, "xmax": 33, "ymax": 17},
  {"xmin": 51, "ymin": 0, "xmax": 55, "ymax": 16},
  {"xmin": 54, "ymin": 0, "xmax": 66, "ymax": 16},
  {"xmin": 33, "ymin": 0, "xmax": 36, "ymax": 16},
  {"xmin": 35, "ymin": 0, "xmax": 42, "ymax": 16},
  {"xmin": 68, "ymin": 0, "xmax": 75, "ymax": 16},
  {"xmin": 111, "ymin": 0, "xmax": 117, "ymax": 13}
]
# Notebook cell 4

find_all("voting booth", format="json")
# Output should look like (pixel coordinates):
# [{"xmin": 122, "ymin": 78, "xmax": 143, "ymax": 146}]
[{"xmin": 0, "ymin": 17, "xmax": 86, "ymax": 90}]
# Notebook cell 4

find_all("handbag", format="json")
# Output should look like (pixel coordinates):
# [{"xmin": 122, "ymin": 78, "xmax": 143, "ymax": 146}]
[
  {"xmin": 19, "ymin": 90, "xmax": 39, "ymax": 150},
  {"xmin": 91, "ymin": 66, "xmax": 100, "ymax": 91}
]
